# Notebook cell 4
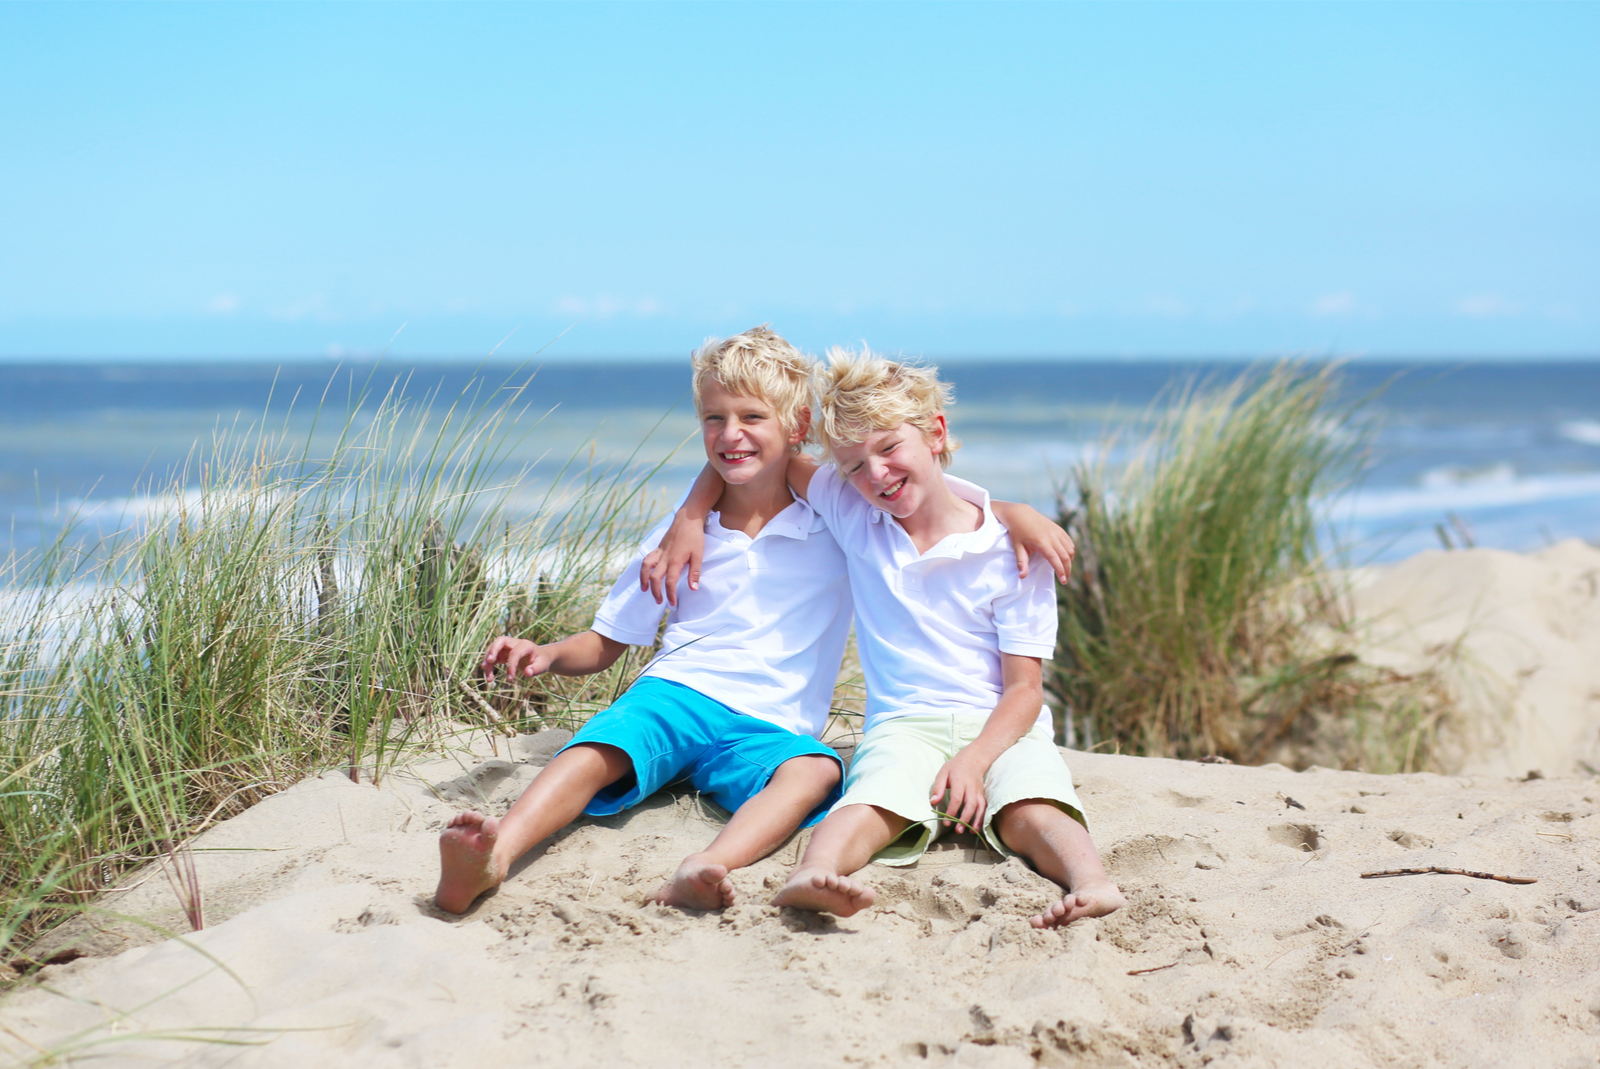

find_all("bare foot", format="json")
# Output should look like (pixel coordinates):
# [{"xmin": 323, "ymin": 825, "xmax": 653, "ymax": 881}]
[
  {"xmin": 771, "ymin": 867, "xmax": 876, "ymax": 917},
  {"xmin": 1029, "ymin": 878, "xmax": 1126, "ymax": 929},
  {"xmin": 651, "ymin": 854, "xmax": 735, "ymax": 911},
  {"xmin": 436, "ymin": 810, "xmax": 505, "ymax": 914}
]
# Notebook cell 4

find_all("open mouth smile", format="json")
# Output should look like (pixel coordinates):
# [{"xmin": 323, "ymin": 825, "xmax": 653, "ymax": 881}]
[
  {"xmin": 719, "ymin": 450, "xmax": 757, "ymax": 463},
  {"xmin": 879, "ymin": 477, "xmax": 908, "ymax": 501}
]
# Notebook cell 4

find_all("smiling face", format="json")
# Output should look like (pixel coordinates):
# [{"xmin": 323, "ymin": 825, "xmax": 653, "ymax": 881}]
[
  {"xmin": 830, "ymin": 416, "xmax": 948, "ymax": 520},
  {"xmin": 698, "ymin": 378, "xmax": 807, "ymax": 488}
]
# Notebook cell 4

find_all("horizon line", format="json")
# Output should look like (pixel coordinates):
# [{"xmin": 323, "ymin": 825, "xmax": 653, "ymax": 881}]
[{"xmin": 3, "ymin": 352, "xmax": 1600, "ymax": 366}]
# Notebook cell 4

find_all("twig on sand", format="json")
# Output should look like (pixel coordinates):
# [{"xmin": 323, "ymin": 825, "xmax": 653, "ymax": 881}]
[
  {"xmin": 0, "ymin": 1022, "xmax": 50, "ymax": 1055},
  {"xmin": 1360, "ymin": 867, "xmax": 1536, "ymax": 885},
  {"xmin": 1126, "ymin": 960, "xmax": 1180, "ymax": 976}
]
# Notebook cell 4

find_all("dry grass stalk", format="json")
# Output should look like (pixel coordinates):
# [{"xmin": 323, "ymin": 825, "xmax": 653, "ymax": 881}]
[{"xmin": 158, "ymin": 838, "xmax": 204, "ymax": 932}]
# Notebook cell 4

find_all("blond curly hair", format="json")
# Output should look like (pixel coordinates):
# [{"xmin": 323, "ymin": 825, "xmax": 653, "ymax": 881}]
[
  {"xmin": 691, "ymin": 325, "xmax": 814, "ymax": 440},
  {"xmin": 814, "ymin": 346, "xmax": 959, "ymax": 469}
]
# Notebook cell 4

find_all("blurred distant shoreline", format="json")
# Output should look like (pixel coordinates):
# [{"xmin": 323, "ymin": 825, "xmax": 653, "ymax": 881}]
[
  {"xmin": 4, "ymin": 358, "xmax": 1599, "ymax": 563},
  {"xmin": 4, "ymin": 355, "xmax": 1599, "ymax": 416}
]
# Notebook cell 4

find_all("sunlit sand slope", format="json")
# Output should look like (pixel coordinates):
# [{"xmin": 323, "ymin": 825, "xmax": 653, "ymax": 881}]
[
  {"xmin": 4, "ymin": 730, "xmax": 1597, "ymax": 1068},
  {"xmin": 1348, "ymin": 539, "xmax": 1600, "ymax": 778}
]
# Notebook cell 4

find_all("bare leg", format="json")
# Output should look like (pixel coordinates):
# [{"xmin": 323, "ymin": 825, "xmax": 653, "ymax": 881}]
[
  {"xmin": 771, "ymin": 803, "xmax": 907, "ymax": 916},
  {"xmin": 653, "ymin": 754, "xmax": 841, "ymax": 910},
  {"xmin": 435, "ymin": 743, "xmax": 631, "ymax": 914},
  {"xmin": 994, "ymin": 800, "xmax": 1125, "ymax": 928}
]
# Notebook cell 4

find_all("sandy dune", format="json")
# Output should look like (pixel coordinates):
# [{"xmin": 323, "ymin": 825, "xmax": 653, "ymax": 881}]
[
  {"xmin": 1347, "ymin": 539, "xmax": 1600, "ymax": 779},
  {"xmin": 3, "ymin": 733, "xmax": 1597, "ymax": 1068},
  {"xmin": 4, "ymin": 543, "xmax": 1600, "ymax": 1067}
]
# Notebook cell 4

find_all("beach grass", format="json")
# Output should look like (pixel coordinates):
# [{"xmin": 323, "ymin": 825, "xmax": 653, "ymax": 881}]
[
  {"xmin": 0, "ymin": 372, "xmax": 669, "ymax": 968},
  {"xmin": 1051, "ymin": 363, "xmax": 1452, "ymax": 772},
  {"xmin": 1, "ymin": 359, "xmax": 1467, "ymax": 972}
]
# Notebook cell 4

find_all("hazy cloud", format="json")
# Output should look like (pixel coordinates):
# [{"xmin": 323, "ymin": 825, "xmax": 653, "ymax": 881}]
[
  {"xmin": 1312, "ymin": 292, "xmax": 1357, "ymax": 316},
  {"xmin": 1131, "ymin": 295, "xmax": 1189, "ymax": 317},
  {"xmin": 270, "ymin": 294, "xmax": 335, "ymax": 322},
  {"xmin": 1455, "ymin": 293, "xmax": 1520, "ymax": 317},
  {"xmin": 554, "ymin": 295, "xmax": 667, "ymax": 318}
]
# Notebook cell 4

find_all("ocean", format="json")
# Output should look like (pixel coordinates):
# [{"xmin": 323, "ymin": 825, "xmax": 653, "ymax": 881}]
[{"xmin": 3, "ymin": 358, "xmax": 1599, "ymax": 569}]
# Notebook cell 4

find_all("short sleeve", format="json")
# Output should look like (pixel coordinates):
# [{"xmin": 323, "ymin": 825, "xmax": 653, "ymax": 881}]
[
  {"xmin": 992, "ymin": 563, "xmax": 1058, "ymax": 659},
  {"xmin": 589, "ymin": 517, "xmax": 672, "ymax": 646}
]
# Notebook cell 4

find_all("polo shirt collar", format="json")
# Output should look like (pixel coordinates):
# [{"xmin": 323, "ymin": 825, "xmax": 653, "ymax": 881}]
[
  {"xmin": 870, "ymin": 473, "xmax": 1004, "ymax": 559},
  {"xmin": 932, "ymin": 473, "xmax": 1003, "ymax": 557},
  {"xmin": 706, "ymin": 495, "xmax": 817, "ymax": 542}
]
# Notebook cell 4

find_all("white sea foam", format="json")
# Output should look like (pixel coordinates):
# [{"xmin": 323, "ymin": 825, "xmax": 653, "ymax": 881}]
[
  {"xmin": 58, "ymin": 488, "xmax": 286, "ymax": 523},
  {"xmin": 1417, "ymin": 462, "xmax": 1516, "ymax": 490},
  {"xmin": 1338, "ymin": 468, "xmax": 1600, "ymax": 521},
  {"xmin": 0, "ymin": 540, "xmax": 632, "ymax": 669},
  {"xmin": 1559, "ymin": 420, "xmax": 1600, "ymax": 447},
  {"xmin": 955, "ymin": 439, "xmax": 1098, "ymax": 478},
  {"xmin": 0, "ymin": 580, "xmax": 122, "ymax": 666}
]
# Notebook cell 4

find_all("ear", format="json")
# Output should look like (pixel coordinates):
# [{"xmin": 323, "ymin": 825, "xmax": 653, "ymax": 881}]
[
  {"xmin": 925, "ymin": 413, "xmax": 948, "ymax": 455},
  {"xmin": 789, "ymin": 405, "xmax": 812, "ymax": 447}
]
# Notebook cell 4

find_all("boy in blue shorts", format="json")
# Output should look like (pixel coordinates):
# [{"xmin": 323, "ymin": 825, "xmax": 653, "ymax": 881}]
[
  {"xmin": 651, "ymin": 348, "xmax": 1123, "ymax": 928},
  {"xmin": 435, "ymin": 329, "xmax": 1071, "ymax": 914},
  {"xmin": 435, "ymin": 326, "xmax": 848, "ymax": 913}
]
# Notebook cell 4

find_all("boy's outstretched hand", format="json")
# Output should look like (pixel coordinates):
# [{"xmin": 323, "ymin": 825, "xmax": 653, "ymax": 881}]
[
  {"xmin": 639, "ymin": 509, "xmax": 708, "ymax": 606},
  {"xmin": 930, "ymin": 752, "xmax": 989, "ymax": 835},
  {"xmin": 481, "ymin": 636, "xmax": 553, "ymax": 682},
  {"xmin": 991, "ymin": 501, "xmax": 1075, "ymax": 584}
]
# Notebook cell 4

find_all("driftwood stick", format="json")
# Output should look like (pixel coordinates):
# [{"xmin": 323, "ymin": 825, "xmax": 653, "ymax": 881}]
[
  {"xmin": 1127, "ymin": 960, "xmax": 1181, "ymax": 976},
  {"xmin": 1360, "ymin": 867, "xmax": 1536, "ymax": 885},
  {"xmin": 455, "ymin": 677, "xmax": 518, "ymax": 738}
]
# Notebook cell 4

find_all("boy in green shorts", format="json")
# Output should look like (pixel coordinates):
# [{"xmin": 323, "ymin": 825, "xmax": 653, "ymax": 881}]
[{"xmin": 651, "ymin": 347, "xmax": 1122, "ymax": 927}]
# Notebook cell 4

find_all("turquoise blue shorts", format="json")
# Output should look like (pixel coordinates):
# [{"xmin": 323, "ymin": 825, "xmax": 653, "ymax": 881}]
[{"xmin": 557, "ymin": 676, "xmax": 843, "ymax": 827}]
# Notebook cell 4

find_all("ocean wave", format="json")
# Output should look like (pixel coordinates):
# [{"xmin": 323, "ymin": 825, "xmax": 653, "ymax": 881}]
[
  {"xmin": 1559, "ymin": 420, "xmax": 1600, "ymax": 447},
  {"xmin": 1338, "ymin": 468, "xmax": 1600, "ymax": 521},
  {"xmin": 950, "ymin": 439, "xmax": 1102, "ymax": 479},
  {"xmin": 58, "ymin": 488, "xmax": 283, "ymax": 522},
  {"xmin": 1417, "ymin": 462, "xmax": 1516, "ymax": 490}
]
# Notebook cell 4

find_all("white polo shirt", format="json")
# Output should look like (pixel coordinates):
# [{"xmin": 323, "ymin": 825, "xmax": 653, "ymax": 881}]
[
  {"xmin": 805, "ymin": 464, "xmax": 1057, "ymax": 732},
  {"xmin": 590, "ymin": 493, "xmax": 853, "ymax": 739}
]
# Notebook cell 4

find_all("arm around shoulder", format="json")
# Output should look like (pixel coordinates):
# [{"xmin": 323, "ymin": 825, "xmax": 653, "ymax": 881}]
[
  {"xmin": 640, "ymin": 465, "xmax": 723, "ymax": 606},
  {"xmin": 990, "ymin": 499, "xmax": 1075, "ymax": 584},
  {"xmin": 786, "ymin": 452, "xmax": 819, "ymax": 501}
]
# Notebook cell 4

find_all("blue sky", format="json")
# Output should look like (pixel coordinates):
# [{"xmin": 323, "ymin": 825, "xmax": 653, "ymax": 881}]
[{"xmin": 2, "ymin": 1, "xmax": 1596, "ymax": 361}]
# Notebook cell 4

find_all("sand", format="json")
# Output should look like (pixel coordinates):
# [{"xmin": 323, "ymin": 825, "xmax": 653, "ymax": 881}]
[
  {"xmin": 4, "ymin": 544, "xmax": 1600, "ymax": 1068},
  {"xmin": 1346, "ymin": 539, "xmax": 1600, "ymax": 779}
]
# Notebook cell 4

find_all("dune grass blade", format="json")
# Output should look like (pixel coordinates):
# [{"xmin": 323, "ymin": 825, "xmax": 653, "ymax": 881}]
[
  {"xmin": 1052, "ymin": 363, "xmax": 1446, "ymax": 769},
  {"xmin": 0, "ymin": 369, "xmax": 673, "ymax": 971}
]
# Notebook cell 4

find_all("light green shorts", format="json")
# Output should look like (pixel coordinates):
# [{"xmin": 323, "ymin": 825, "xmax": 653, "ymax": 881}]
[{"xmin": 832, "ymin": 713, "xmax": 1087, "ymax": 866}]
